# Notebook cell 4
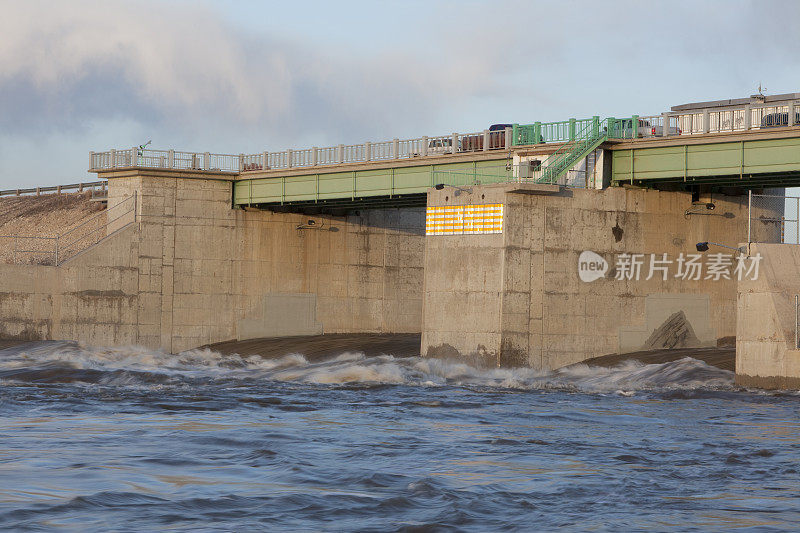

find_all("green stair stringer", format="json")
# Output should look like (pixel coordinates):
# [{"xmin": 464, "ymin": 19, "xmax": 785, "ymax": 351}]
[{"xmin": 537, "ymin": 116, "xmax": 607, "ymax": 185}]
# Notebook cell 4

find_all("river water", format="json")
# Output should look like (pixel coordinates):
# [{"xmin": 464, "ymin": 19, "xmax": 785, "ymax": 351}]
[{"xmin": 1, "ymin": 342, "xmax": 799, "ymax": 531}]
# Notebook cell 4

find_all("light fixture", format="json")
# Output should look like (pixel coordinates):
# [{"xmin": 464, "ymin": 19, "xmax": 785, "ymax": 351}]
[
  {"xmin": 296, "ymin": 219, "xmax": 324, "ymax": 230},
  {"xmin": 684, "ymin": 202, "xmax": 720, "ymax": 217},
  {"xmin": 433, "ymin": 183, "xmax": 472, "ymax": 194},
  {"xmin": 696, "ymin": 241, "xmax": 747, "ymax": 255}
]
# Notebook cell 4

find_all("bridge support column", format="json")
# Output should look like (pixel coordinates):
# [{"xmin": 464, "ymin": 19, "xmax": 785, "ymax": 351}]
[{"xmin": 422, "ymin": 184, "xmax": 748, "ymax": 370}]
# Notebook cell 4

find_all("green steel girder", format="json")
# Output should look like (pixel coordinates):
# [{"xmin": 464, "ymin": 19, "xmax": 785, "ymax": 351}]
[
  {"xmin": 233, "ymin": 159, "xmax": 508, "ymax": 207},
  {"xmin": 611, "ymin": 136, "xmax": 800, "ymax": 188}
]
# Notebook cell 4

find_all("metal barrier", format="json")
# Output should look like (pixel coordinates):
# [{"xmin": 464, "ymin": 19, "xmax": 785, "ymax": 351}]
[
  {"xmin": 0, "ymin": 193, "xmax": 137, "ymax": 266},
  {"xmin": 90, "ymin": 148, "xmax": 240, "ymax": 173},
  {"xmin": 0, "ymin": 181, "xmax": 106, "ymax": 198},
  {"xmin": 90, "ymin": 128, "xmax": 516, "ymax": 173}
]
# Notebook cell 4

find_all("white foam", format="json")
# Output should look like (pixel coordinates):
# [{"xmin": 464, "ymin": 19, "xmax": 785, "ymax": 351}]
[{"xmin": 0, "ymin": 342, "xmax": 735, "ymax": 392}]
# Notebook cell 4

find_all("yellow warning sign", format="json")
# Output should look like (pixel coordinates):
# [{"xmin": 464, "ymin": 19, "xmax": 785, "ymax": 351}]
[{"xmin": 425, "ymin": 204, "xmax": 503, "ymax": 235}]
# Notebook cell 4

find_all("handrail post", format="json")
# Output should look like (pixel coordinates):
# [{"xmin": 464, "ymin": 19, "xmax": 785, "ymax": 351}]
[
  {"xmin": 451, "ymin": 133, "xmax": 458, "ymax": 155},
  {"xmin": 168, "ymin": 149, "xmax": 175, "ymax": 168},
  {"xmin": 110, "ymin": 149, "xmax": 116, "ymax": 169},
  {"xmin": 631, "ymin": 115, "xmax": 639, "ymax": 138},
  {"xmin": 790, "ymin": 103, "xmax": 796, "ymax": 127},
  {"xmin": 534, "ymin": 122, "xmax": 542, "ymax": 143},
  {"xmin": 744, "ymin": 105, "xmax": 752, "ymax": 130},
  {"xmin": 364, "ymin": 141, "xmax": 372, "ymax": 161},
  {"xmin": 504, "ymin": 127, "xmax": 512, "ymax": 149},
  {"xmin": 311, "ymin": 147, "xmax": 318, "ymax": 166},
  {"xmin": 337, "ymin": 144, "xmax": 344, "ymax": 164},
  {"xmin": 393, "ymin": 138, "xmax": 400, "ymax": 159},
  {"xmin": 421, "ymin": 136, "xmax": 428, "ymax": 157},
  {"xmin": 661, "ymin": 113, "xmax": 670, "ymax": 137},
  {"xmin": 569, "ymin": 118, "xmax": 576, "ymax": 141},
  {"xmin": 132, "ymin": 146, "xmax": 138, "ymax": 166},
  {"xmin": 702, "ymin": 109, "xmax": 710, "ymax": 134},
  {"xmin": 748, "ymin": 190, "xmax": 752, "ymax": 243},
  {"xmin": 592, "ymin": 116, "xmax": 600, "ymax": 137},
  {"xmin": 483, "ymin": 129, "xmax": 490, "ymax": 151}
]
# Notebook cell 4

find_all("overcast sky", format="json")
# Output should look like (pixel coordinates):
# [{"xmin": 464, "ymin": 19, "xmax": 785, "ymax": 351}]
[{"xmin": 1, "ymin": 0, "xmax": 799, "ymax": 188}]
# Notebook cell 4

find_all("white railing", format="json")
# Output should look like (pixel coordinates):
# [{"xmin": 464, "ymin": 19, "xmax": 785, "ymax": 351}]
[
  {"xmin": 90, "ymin": 128, "xmax": 515, "ymax": 173},
  {"xmin": 0, "ymin": 193, "xmax": 137, "ymax": 266},
  {"xmin": 90, "ymin": 148, "xmax": 240, "ymax": 173},
  {"xmin": 671, "ymin": 104, "xmax": 796, "ymax": 137}
]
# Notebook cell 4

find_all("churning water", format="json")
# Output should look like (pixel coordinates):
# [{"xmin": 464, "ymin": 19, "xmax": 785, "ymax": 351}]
[{"xmin": 1, "ymin": 342, "xmax": 799, "ymax": 531}]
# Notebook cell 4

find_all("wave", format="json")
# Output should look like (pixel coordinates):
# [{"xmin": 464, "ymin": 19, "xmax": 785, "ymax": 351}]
[{"xmin": 0, "ymin": 341, "xmax": 734, "ymax": 392}]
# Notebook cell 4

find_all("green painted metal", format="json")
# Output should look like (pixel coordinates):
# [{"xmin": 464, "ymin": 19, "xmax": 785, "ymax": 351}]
[
  {"xmin": 611, "ymin": 136, "xmax": 800, "ymax": 186},
  {"xmin": 233, "ymin": 159, "xmax": 507, "ymax": 206},
  {"xmin": 514, "ymin": 117, "xmax": 598, "ymax": 145},
  {"xmin": 537, "ymin": 116, "xmax": 607, "ymax": 184}
]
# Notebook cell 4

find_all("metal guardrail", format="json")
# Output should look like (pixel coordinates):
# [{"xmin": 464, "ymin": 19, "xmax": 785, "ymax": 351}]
[
  {"xmin": 0, "ymin": 193, "xmax": 136, "ymax": 266},
  {"xmin": 0, "ymin": 181, "xmax": 106, "ymax": 198},
  {"xmin": 90, "ymin": 149, "xmax": 241, "ymax": 173},
  {"xmin": 90, "ymin": 129, "xmax": 516, "ymax": 173}
]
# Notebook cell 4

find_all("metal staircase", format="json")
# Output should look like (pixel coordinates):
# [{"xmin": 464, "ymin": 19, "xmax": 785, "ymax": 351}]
[{"xmin": 536, "ymin": 117, "xmax": 608, "ymax": 184}]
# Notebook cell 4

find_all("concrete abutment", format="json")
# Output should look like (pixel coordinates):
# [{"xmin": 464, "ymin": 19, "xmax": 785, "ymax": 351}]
[{"xmin": 421, "ymin": 183, "xmax": 753, "ymax": 369}]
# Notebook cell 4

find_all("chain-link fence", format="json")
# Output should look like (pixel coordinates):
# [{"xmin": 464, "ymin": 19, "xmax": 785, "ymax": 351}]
[{"xmin": 749, "ymin": 192, "xmax": 798, "ymax": 244}]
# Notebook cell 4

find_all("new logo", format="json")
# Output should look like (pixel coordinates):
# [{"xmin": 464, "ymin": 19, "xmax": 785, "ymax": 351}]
[{"xmin": 578, "ymin": 251, "xmax": 608, "ymax": 282}]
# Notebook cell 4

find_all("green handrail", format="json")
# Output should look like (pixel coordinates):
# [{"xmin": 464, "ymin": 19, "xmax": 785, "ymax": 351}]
[{"xmin": 536, "ymin": 116, "xmax": 606, "ymax": 184}]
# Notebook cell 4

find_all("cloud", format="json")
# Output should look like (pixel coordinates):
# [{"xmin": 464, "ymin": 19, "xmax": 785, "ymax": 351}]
[{"xmin": 0, "ymin": 0, "xmax": 507, "ymax": 147}]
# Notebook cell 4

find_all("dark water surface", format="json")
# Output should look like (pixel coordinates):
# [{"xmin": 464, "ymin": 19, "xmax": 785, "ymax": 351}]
[{"xmin": 1, "ymin": 342, "xmax": 799, "ymax": 531}]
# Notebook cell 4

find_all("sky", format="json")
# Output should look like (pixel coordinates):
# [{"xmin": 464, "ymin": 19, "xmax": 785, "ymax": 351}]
[{"xmin": 1, "ymin": 0, "xmax": 799, "ymax": 188}]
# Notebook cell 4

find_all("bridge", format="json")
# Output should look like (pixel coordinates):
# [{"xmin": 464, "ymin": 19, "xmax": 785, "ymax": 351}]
[
  {"xmin": 89, "ymin": 92, "xmax": 800, "ymax": 211},
  {"xmin": 4, "ymin": 91, "xmax": 800, "ymax": 386}
]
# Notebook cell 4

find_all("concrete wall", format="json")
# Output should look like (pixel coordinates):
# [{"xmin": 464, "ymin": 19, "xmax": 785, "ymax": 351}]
[
  {"xmin": 0, "ymin": 170, "xmax": 425, "ymax": 352},
  {"xmin": 422, "ymin": 184, "xmax": 752, "ymax": 369},
  {"xmin": 0, "ymin": 224, "xmax": 139, "ymax": 344},
  {"xmin": 736, "ymin": 243, "xmax": 800, "ymax": 389}
]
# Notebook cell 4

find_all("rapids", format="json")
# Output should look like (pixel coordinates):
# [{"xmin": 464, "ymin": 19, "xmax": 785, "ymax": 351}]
[{"xmin": 1, "ymin": 341, "xmax": 798, "ymax": 530}]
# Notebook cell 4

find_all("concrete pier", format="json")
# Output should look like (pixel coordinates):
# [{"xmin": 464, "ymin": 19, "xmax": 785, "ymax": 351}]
[
  {"xmin": 736, "ymin": 243, "xmax": 800, "ymax": 389},
  {"xmin": 421, "ymin": 183, "xmax": 751, "ymax": 369},
  {"xmin": 0, "ymin": 169, "xmax": 425, "ymax": 352}
]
